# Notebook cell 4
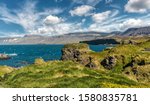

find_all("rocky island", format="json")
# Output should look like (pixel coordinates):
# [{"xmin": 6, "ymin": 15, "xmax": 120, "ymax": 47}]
[{"xmin": 0, "ymin": 54, "xmax": 11, "ymax": 60}]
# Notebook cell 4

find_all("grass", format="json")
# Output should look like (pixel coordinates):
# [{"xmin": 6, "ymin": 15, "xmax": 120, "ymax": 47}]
[
  {"xmin": 0, "ymin": 66, "xmax": 14, "ymax": 77},
  {"xmin": 0, "ymin": 60, "xmax": 148, "ymax": 88},
  {"xmin": 0, "ymin": 37, "xmax": 149, "ymax": 88}
]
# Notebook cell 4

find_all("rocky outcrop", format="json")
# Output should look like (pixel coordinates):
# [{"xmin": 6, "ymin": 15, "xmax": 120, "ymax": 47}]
[
  {"xmin": 123, "ymin": 65, "xmax": 150, "ymax": 83},
  {"xmin": 61, "ymin": 41, "xmax": 150, "ymax": 84},
  {"xmin": 101, "ymin": 56, "xmax": 117, "ymax": 70},
  {"xmin": 61, "ymin": 44, "xmax": 89, "ymax": 63},
  {"xmin": 61, "ymin": 44, "xmax": 99, "ymax": 69},
  {"xmin": 0, "ymin": 54, "xmax": 11, "ymax": 60}
]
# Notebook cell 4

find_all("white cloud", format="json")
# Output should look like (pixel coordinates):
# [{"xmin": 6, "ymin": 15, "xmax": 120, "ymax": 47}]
[
  {"xmin": 72, "ymin": 0, "xmax": 102, "ymax": 6},
  {"xmin": 125, "ymin": 0, "xmax": 150, "ymax": 13},
  {"xmin": 82, "ymin": 19, "xmax": 86, "ymax": 23},
  {"xmin": 0, "ymin": 0, "xmax": 86, "ymax": 36},
  {"xmin": 33, "ymin": 22, "xmax": 83, "ymax": 35},
  {"xmin": 92, "ymin": 11, "xmax": 111, "ymax": 23},
  {"xmin": 44, "ymin": 15, "xmax": 63, "ymax": 25},
  {"xmin": 119, "ymin": 18, "xmax": 143, "ymax": 30},
  {"xmin": 0, "ymin": 31, "xmax": 24, "ymax": 37},
  {"xmin": 70, "ymin": 5, "xmax": 94, "ymax": 16},
  {"xmin": 0, "ymin": 1, "xmax": 64, "ymax": 35},
  {"xmin": 89, "ymin": 24, "xmax": 107, "ymax": 32},
  {"xmin": 39, "ymin": 8, "xmax": 64, "ymax": 16},
  {"xmin": 110, "ymin": 10, "xmax": 119, "ymax": 17}
]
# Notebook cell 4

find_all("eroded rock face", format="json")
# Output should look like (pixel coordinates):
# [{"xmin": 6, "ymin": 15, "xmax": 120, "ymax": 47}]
[
  {"xmin": 101, "ymin": 56, "xmax": 117, "ymax": 70},
  {"xmin": 61, "ymin": 44, "xmax": 98, "ymax": 69},
  {"xmin": 61, "ymin": 48, "xmax": 89, "ymax": 63},
  {"xmin": 85, "ymin": 57, "xmax": 98, "ymax": 69},
  {"xmin": 123, "ymin": 65, "xmax": 150, "ymax": 83}
]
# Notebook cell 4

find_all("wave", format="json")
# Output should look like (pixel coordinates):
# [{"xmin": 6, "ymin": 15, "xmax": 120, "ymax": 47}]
[{"xmin": 6, "ymin": 53, "xmax": 18, "ymax": 57}]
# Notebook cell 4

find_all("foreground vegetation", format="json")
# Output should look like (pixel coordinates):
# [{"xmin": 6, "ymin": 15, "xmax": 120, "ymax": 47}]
[
  {"xmin": 0, "ymin": 60, "xmax": 148, "ymax": 88},
  {"xmin": 0, "ymin": 37, "xmax": 150, "ymax": 88}
]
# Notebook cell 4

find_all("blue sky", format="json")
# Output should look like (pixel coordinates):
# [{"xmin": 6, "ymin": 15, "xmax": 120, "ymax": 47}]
[{"xmin": 0, "ymin": 0, "xmax": 150, "ymax": 37}]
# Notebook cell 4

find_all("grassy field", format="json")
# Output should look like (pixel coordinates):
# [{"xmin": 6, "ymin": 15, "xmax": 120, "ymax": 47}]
[{"xmin": 0, "ymin": 60, "xmax": 148, "ymax": 88}]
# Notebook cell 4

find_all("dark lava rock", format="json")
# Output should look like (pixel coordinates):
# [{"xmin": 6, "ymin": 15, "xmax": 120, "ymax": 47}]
[
  {"xmin": 85, "ymin": 57, "xmax": 97, "ymax": 69},
  {"xmin": 86, "ymin": 62, "xmax": 97, "ymax": 69},
  {"xmin": 61, "ymin": 48, "xmax": 88, "ymax": 63},
  {"xmin": 61, "ymin": 44, "xmax": 99, "ymax": 69},
  {"xmin": 101, "ymin": 56, "xmax": 117, "ymax": 70},
  {"xmin": 61, "ymin": 44, "xmax": 90, "ymax": 65}
]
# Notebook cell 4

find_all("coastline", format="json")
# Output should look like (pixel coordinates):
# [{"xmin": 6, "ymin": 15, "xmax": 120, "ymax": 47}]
[{"xmin": 0, "ymin": 37, "xmax": 149, "ymax": 88}]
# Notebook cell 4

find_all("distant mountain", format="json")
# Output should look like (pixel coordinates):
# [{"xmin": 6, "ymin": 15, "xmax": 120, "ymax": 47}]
[
  {"xmin": 0, "ymin": 26, "xmax": 150, "ymax": 45},
  {"xmin": 121, "ymin": 26, "xmax": 150, "ymax": 36},
  {"xmin": 65, "ymin": 31, "xmax": 121, "ymax": 36},
  {"xmin": 64, "ymin": 31, "xmax": 108, "ymax": 36},
  {"xmin": 0, "ymin": 34, "xmax": 104, "ymax": 45},
  {"xmin": 0, "ymin": 31, "xmax": 118, "ymax": 45}
]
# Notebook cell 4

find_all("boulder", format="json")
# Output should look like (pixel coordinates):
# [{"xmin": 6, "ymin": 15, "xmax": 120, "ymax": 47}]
[
  {"xmin": 0, "ymin": 54, "xmax": 11, "ymax": 60},
  {"xmin": 101, "ymin": 56, "xmax": 117, "ymax": 70}
]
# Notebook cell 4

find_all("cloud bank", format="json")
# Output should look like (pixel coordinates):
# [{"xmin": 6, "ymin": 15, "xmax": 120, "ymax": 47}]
[{"xmin": 125, "ymin": 0, "xmax": 150, "ymax": 13}]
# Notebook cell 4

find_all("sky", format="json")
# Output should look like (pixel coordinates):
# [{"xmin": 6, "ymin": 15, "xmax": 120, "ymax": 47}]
[{"xmin": 0, "ymin": 0, "xmax": 150, "ymax": 37}]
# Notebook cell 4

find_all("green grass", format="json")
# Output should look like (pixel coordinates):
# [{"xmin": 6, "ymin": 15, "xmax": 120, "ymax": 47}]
[
  {"xmin": 0, "ymin": 66, "xmax": 14, "ymax": 77},
  {"xmin": 0, "ymin": 60, "xmax": 148, "ymax": 88}
]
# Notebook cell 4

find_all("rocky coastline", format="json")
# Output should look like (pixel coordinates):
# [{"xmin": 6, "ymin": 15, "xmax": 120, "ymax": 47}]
[{"xmin": 0, "ymin": 37, "xmax": 150, "ymax": 88}]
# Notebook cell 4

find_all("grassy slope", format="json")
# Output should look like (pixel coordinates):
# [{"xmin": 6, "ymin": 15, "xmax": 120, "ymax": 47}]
[
  {"xmin": 0, "ymin": 66, "xmax": 14, "ymax": 87},
  {"xmin": 0, "ymin": 38, "xmax": 150, "ymax": 88},
  {"xmin": 1, "ymin": 60, "xmax": 148, "ymax": 88}
]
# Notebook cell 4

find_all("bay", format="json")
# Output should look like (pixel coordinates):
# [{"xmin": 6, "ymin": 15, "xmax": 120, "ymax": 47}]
[{"xmin": 0, "ymin": 45, "xmax": 108, "ymax": 67}]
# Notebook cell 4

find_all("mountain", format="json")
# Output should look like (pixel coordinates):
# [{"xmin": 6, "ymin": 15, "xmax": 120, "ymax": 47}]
[
  {"xmin": 0, "ymin": 33, "xmax": 104, "ymax": 45},
  {"xmin": 121, "ymin": 26, "xmax": 150, "ymax": 36},
  {"xmin": 0, "ymin": 30, "xmax": 121, "ymax": 45},
  {"xmin": 0, "ymin": 26, "xmax": 150, "ymax": 45},
  {"xmin": 64, "ymin": 31, "xmax": 109, "ymax": 36}
]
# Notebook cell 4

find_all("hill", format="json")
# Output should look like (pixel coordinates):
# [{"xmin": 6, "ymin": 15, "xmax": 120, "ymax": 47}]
[
  {"xmin": 121, "ymin": 26, "xmax": 150, "ymax": 36},
  {"xmin": 0, "ymin": 26, "xmax": 149, "ymax": 45},
  {"xmin": 0, "ymin": 33, "xmax": 104, "ymax": 45}
]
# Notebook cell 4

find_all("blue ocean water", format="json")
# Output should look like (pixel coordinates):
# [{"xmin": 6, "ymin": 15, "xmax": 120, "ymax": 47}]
[{"xmin": 0, "ymin": 45, "xmax": 108, "ymax": 67}]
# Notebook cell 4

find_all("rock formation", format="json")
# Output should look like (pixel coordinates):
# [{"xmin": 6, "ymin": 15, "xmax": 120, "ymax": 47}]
[
  {"xmin": 0, "ymin": 54, "xmax": 11, "ymax": 60},
  {"xmin": 61, "ymin": 43, "xmax": 99, "ymax": 69},
  {"xmin": 101, "ymin": 56, "xmax": 117, "ymax": 70}
]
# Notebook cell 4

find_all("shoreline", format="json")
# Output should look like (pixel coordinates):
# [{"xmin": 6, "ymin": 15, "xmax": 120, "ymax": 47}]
[
  {"xmin": 0, "ymin": 39, "xmax": 149, "ymax": 88},
  {"xmin": 0, "ymin": 44, "xmax": 112, "ymax": 67}
]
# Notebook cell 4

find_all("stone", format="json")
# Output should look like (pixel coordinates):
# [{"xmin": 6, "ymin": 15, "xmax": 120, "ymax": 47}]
[
  {"xmin": 61, "ymin": 44, "xmax": 99, "ymax": 69},
  {"xmin": 101, "ymin": 56, "xmax": 117, "ymax": 70}
]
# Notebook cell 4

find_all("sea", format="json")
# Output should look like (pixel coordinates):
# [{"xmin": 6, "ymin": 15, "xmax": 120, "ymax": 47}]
[{"xmin": 0, "ymin": 45, "xmax": 108, "ymax": 67}]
